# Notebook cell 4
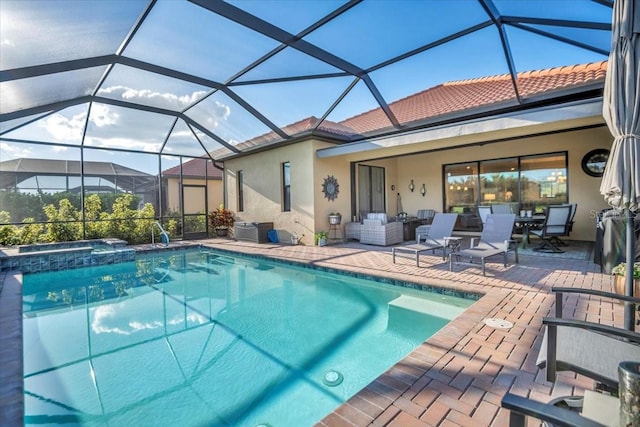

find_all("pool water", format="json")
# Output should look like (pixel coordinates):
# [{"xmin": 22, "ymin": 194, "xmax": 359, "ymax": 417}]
[{"xmin": 22, "ymin": 248, "xmax": 473, "ymax": 426}]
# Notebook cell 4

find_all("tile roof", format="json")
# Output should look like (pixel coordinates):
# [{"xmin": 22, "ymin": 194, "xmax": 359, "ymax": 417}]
[
  {"xmin": 162, "ymin": 158, "xmax": 223, "ymax": 178},
  {"xmin": 341, "ymin": 60, "xmax": 607, "ymax": 134},
  {"xmin": 215, "ymin": 60, "xmax": 607, "ymax": 158}
]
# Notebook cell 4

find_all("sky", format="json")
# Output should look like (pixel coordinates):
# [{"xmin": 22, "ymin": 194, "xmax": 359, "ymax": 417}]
[{"xmin": 0, "ymin": 0, "xmax": 613, "ymax": 175}]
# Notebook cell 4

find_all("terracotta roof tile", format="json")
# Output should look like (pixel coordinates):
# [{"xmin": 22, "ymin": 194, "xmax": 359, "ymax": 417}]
[
  {"xmin": 214, "ymin": 60, "xmax": 607, "ymax": 158},
  {"xmin": 341, "ymin": 60, "xmax": 607, "ymax": 133},
  {"xmin": 162, "ymin": 158, "xmax": 222, "ymax": 178}
]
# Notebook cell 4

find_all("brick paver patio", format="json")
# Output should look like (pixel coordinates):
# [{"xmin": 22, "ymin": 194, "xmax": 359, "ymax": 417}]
[
  {"xmin": 197, "ymin": 238, "xmax": 621, "ymax": 427},
  {"xmin": 0, "ymin": 238, "xmax": 624, "ymax": 426}
]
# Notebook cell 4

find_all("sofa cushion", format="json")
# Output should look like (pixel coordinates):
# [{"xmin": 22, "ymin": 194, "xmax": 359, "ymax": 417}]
[{"xmin": 367, "ymin": 213, "xmax": 388, "ymax": 224}]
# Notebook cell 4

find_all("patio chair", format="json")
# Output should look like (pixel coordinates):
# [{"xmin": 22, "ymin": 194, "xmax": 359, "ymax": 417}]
[
  {"xmin": 449, "ymin": 213, "xmax": 518, "ymax": 275},
  {"xmin": 501, "ymin": 392, "xmax": 611, "ymax": 427},
  {"xmin": 391, "ymin": 213, "xmax": 458, "ymax": 266},
  {"xmin": 491, "ymin": 203, "xmax": 513, "ymax": 214},
  {"xmin": 549, "ymin": 203, "xmax": 577, "ymax": 246},
  {"xmin": 529, "ymin": 204, "xmax": 572, "ymax": 253},
  {"xmin": 502, "ymin": 287, "xmax": 640, "ymax": 427},
  {"xmin": 536, "ymin": 287, "xmax": 640, "ymax": 392},
  {"xmin": 477, "ymin": 205, "xmax": 492, "ymax": 226},
  {"xmin": 416, "ymin": 209, "xmax": 436, "ymax": 224},
  {"xmin": 359, "ymin": 213, "xmax": 404, "ymax": 246}
]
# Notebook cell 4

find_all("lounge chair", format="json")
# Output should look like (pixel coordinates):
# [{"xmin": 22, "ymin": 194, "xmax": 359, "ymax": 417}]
[
  {"xmin": 477, "ymin": 205, "xmax": 492, "ymax": 226},
  {"xmin": 536, "ymin": 286, "xmax": 640, "ymax": 391},
  {"xmin": 449, "ymin": 213, "xmax": 518, "ymax": 275},
  {"xmin": 391, "ymin": 213, "xmax": 458, "ymax": 266}
]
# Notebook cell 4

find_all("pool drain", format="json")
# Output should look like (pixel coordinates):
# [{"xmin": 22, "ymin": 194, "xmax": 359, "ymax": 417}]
[
  {"xmin": 322, "ymin": 370, "xmax": 344, "ymax": 387},
  {"xmin": 483, "ymin": 318, "xmax": 514, "ymax": 329}
]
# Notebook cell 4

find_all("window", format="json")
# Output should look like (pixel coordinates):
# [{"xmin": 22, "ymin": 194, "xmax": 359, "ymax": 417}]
[
  {"xmin": 282, "ymin": 162, "xmax": 290, "ymax": 212},
  {"xmin": 479, "ymin": 158, "xmax": 519, "ymax": 206},
  {"xmin": 237, "ymin": 170, "xmax": 244, "ymax": 212},
  {"xmin": 445, "ymin": 162, "xmax": 478, "ymax": 215},
  {"xmin": 443, "ymin": 152, "xmax": 568, "ymax": 230},
  {"xmin": 521, "ymin": 153, "xmax": 568, "ymax": 210}
]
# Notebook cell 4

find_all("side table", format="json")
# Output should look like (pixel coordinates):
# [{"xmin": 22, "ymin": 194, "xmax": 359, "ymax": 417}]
[{"xmin": 443, "ymin": 236, "xmax": 463, "ymax": 259}]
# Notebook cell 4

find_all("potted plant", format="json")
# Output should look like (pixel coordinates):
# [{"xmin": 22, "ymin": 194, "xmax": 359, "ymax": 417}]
[
  {"xmin": 315, "ymin": 231, "xmax": 328, "ymax": 246},
  {"xmin": 291, "ymin": 232, "xmax": 304, "ymax": 245},
  {"xmin": 611, "ymin": 262, "xmax": 640, "ymax": 297},
  {"xmin": 209, "ymin": 204, "xmax": 235, "ymax": 237},
  {"xmin": 329, "ymin": 212, "xmax": 342, "ymax": 225}
]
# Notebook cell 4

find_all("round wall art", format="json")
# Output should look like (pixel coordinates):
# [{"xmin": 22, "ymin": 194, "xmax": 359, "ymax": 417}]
[{"xmin": 322, "ymin": 175, "xmax": 339, "ymax": 201}]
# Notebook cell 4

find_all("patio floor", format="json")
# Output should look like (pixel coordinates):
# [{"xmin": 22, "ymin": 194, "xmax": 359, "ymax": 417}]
[
  {"xmin": 0, "ymin": 238, "xmax": 623, "ymax": 426},
  {"xmin": 197, "ymin": 238, "xmax": 622, "ymax": 427}
]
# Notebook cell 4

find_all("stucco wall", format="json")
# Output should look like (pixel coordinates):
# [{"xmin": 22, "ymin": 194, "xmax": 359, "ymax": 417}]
[
  {"xmin": 223, "ymin": 123, "xmax": 614, "ymax": 243},
  {"xmin": 224, "ymin": 141, "xmax": 318, "ymax": 245}
]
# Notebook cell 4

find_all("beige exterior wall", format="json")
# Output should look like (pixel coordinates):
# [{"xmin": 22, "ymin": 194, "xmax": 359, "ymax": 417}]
[
  {"xmin": 224, "ymin": 141, "xmax": 318, "ymax": 245},
  {"xmin": 223, "ymin": 120, "xmax": 614, "ymax": 243},
  {"xmin": 383, "ymin": 126, "xmax": 613, "ymax": 241}
]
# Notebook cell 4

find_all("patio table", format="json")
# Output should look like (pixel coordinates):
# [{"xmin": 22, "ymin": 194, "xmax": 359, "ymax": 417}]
[{"xmin": 515, "ymin": 215, "xmax": 545, "ymax": 248}]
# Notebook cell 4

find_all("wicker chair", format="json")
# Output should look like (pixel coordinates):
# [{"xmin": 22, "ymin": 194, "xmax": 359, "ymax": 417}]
[{"xmin": 359, "ymin": 213, "xmax": 404, "ymax": 246}]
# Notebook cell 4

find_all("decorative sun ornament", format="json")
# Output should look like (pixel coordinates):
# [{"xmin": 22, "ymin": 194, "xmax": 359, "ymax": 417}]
[{"xmin": 322, "ymin": 175, "xmax": 339, "ymax": 201}]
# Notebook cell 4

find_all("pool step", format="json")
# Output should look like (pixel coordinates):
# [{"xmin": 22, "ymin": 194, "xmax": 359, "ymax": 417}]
[{"xmin": 388, "ymin": 295, "xmax": 463, "ymax": 319}]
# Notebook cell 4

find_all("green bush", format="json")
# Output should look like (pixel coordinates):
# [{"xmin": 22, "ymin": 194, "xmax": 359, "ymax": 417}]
[{"xmin": 0, "ymin": 194, "xmax": 180, "ymax": 246}]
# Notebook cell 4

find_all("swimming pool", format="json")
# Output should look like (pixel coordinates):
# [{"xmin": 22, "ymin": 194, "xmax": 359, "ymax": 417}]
[{"xmin": 22, "ymin": 248, "xmax": 474, "ymax": 426}]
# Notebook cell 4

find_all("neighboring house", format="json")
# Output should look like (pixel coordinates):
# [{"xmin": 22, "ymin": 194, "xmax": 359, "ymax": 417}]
[
  {"xmin": 161, "ymin": 158, "xmax": 223, "ymax": 218},
  {"xmin": 222, "ymin": 61, "xmax": 611, "ymax": 243}
]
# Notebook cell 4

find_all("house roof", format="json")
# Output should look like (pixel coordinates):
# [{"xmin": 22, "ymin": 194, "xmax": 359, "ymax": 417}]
[
  {"xmin": 161, "ymin": 158, "xmax": 223, "ymax": 179},
  {"xmin": 218, "ymin": 60, "xmax": 608, "ymax": 157},
  {"xmin": 340, "ymin": 60, "xmax": 607, "ymax": 135}
]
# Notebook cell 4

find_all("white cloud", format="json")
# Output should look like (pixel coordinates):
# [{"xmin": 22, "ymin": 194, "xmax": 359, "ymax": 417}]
[
  {"xmin": 1, "ymin": 39, "xmax": 15, "ymax": 47},
  {"xmin": 41, "ymin": 110, "xmax": 87, "ymax": 141},
  {"xmin": 90, "ymin": 103, "xmax": 119, "ymax": 127},
  {"xmin": 98, "ymin": 85, "xmax": 208, "ymax": 111},
  {"xmin": 84, "ymin": 136, "xmax": 162, "ymax": 152},
  {"xmin": 0, "ymin": 141, "xmax": 32, "ymax": 158}
]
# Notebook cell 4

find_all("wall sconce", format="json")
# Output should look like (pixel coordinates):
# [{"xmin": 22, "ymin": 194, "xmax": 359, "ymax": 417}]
[
  {"xmin": 420, "ymin": 184, "xmax": 426, "ymax": 197},
  {"xmin": 409, "ymin": 179, "xmax": 415, "ymax": 192}
]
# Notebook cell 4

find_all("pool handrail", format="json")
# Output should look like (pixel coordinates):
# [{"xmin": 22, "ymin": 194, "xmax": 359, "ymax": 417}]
[{"xmin": 151, "ymin": 221, "xmax": 170, "ymax": 247}]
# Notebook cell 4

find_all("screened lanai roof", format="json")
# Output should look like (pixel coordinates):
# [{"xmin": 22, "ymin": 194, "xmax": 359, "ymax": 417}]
[
  {"xmin": 0, "ymin": 0, "xmax": 613, "ymax": 163},
  {"xmin": 0, "ymin": 158, "xmax": 154, "ymax": 192}
]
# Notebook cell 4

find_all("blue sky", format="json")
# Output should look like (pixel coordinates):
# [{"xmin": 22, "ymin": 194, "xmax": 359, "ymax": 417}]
[{"xmin": 0, "ymin": 0, "xmax": 613, "ymax": 175}]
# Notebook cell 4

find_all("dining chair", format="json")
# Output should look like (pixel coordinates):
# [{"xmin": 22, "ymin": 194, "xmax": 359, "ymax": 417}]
[
  {"xmin": 549, "ymin": 203, "xmax": 577, "ymax": 246},
  {"xmin": 529, "ymin": 205, "xmax": 572, "ymax": 253}
]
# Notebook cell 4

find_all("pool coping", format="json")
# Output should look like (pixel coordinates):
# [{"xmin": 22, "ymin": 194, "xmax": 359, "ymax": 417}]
[{"xmin": 0, "ymin": 272, "xmax": 23, "ymax": 427}]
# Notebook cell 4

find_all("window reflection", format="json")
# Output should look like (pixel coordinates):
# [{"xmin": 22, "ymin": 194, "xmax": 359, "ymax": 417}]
[{"xmin": 444, "ymin": 152, "xmax": 568, "ymax": 230}]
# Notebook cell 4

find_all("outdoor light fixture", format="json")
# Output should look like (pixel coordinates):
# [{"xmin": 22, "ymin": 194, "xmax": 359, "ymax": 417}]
[
  {"xmin": 420, "ymin": 184, "xmax": 426, "ymax": 197},
  {"xmin": 409, "ymin": 179, "xmax": 415, "ymax": 192}
]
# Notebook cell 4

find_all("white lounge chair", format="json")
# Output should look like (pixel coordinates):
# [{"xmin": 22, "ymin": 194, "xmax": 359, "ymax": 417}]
[
  {"xmin": 449, "ymin": 213, "xmax": 518, "ymax": 275},
  {"xmin": 391, "ymin": 213, "xmax": 458, "ymax": 267}
]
